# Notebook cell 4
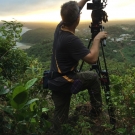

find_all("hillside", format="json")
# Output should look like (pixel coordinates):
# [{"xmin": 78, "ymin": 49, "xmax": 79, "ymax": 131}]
[
  {"xmin": 22, "ymin": 23, "xmax": 135, "ymax": 67},
  {"xmin": 21, "ymin": 28, "xmax": 54, "ymax": 44},
  {"xmin": 25, "ymin": 42, "xmax": 52, "ymax": 62}
]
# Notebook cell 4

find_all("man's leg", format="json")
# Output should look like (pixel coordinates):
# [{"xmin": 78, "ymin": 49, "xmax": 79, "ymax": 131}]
[
  {"xmin": 74, "ymin": 71, "xmax": 102, "ymax": 116},
  {"xmin": 51, "ymin": 91, "xmax": 72, "ymax": 130}
]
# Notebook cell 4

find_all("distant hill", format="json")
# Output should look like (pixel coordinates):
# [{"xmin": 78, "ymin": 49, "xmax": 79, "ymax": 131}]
[
  {"xmin": 20, "ymin": 21, "xmax": 135, "ymax": 44},
  {"xmin": 21, "ymin": 28, "xmax": 55, "ymax": 44}
]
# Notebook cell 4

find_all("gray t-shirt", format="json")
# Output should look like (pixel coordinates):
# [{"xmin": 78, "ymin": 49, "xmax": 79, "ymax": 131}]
[{"xmin": 48, "ymin": 22, "xmax": 89, "ymax": 89}]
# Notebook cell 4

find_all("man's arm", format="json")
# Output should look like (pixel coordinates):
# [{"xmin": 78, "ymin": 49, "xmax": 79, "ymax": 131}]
[
  {"xmin": 78, "ymin": 0, "xmax": 90, "ymax": 9},
  {"xmin": 82, "ymin": 31, "xmax": 108, "ymax": 64}
]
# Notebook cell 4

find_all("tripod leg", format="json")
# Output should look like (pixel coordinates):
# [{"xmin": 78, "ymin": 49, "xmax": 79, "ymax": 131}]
[{"xmin": 104, "ymin": 85, "xmax": 116, "ymax": 130}]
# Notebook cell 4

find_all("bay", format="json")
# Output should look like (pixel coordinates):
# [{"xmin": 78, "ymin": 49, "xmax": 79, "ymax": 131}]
[
  {"xmin": 0, "ymin": 27, "xmax": 31, "ymax": 49},
  {"xmin": 16, "ymin": 27, "xmax": 31, "ymax": 49},
  {"xmin": 16, "ymin": 42, "xmax": 32, "ymax": 49},
  {"xmin": 20, "ymin": 27, "xmax": 31, "ymax": 35}
]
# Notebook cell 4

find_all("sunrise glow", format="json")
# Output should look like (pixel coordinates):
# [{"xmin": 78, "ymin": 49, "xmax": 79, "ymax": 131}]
[{"xmin": 0, "ymin": 0, "xmax": 135, "ymax": 23}]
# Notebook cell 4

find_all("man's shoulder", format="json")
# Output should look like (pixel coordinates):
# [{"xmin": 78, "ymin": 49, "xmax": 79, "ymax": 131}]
[{"xmin": 68, "ymin": 35, "xmax": 82, "ymax": 44}]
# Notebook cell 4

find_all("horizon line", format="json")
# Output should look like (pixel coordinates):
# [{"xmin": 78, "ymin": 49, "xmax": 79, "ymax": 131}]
[
  {"xmin": 0, "ymin": 19, "xmax": 135, "ymax": 24},
  {"xmin": 16, "ymin": 19, "xmax": 135, "ymax": 23}
]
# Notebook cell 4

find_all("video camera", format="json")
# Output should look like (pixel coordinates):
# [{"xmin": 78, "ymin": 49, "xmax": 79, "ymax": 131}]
[
  {"xmin": 86, "ymin": 0, "xmax": 108, "ymax": 39},
  {"xmin": 87, "ymin": 0, "xmax": 107, "ymax": 10}
]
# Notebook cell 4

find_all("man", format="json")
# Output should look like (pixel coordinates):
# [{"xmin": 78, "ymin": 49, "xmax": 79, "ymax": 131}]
[{"xmin": 48, "ymin": 0, "xmax": 108, "ymax": 130}]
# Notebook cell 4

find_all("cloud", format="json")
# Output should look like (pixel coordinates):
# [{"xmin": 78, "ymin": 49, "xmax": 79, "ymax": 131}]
[
  {"xmin": 107, "ymin": 0, "xmax": 135, "ymax": 8},
  {"xmin": 0, "ymin": 0, "xmax": 134, "ymax": 22},
  {"xmin": 0, "ymin": 0, "xmax": 66, "ymax": 16},
  {"xmin": 1, "ymin": 0, "xmax": 135, "ymax": 16}
]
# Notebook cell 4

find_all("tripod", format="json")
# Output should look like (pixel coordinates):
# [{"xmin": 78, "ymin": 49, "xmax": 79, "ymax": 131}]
[{"xmin": 79, "ymin": 22, "xmax": 116, "ymax": 129}]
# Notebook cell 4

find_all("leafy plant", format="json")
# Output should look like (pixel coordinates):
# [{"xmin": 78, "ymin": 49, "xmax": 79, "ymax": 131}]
[
  {"xmin": 0, "ymin": 78, "xmax": 50, "ymax": 134},
  {"xmin": 0, "ymin": 20, "xmax": 31, "ymax": 80}
]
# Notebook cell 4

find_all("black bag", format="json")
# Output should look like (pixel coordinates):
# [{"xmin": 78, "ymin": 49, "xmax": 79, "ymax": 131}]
[
  {"xmin": 43, "ymin": 70, "xmax": 75, "ymax": 89},
  {"xmin": 43, "ymin": 70, "xmax": 50, "ymax": 89}
]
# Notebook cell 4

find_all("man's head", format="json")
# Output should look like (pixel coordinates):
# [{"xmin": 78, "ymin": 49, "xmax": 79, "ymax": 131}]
[{"xmin": 61, "ymin": 1, "xmax": 81, "ymax": 26}]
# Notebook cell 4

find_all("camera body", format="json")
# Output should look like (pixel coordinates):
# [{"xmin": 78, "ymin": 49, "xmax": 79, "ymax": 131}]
[
  {"xmin": 87, "ymin": 0, "xmax": 106, "ymax": 24},
  {"xmin": 86, "ymin": 0, "xmax": 108, "ymax": 39},
  {"xmin": 87, "ymin": 0, "xmax": 103, "ymax": 10}
]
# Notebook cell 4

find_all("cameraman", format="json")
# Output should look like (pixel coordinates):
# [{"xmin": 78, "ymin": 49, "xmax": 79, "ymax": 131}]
[{"xmin": 48, "ymin": 0, "xmax": 108, "ymax": 130}]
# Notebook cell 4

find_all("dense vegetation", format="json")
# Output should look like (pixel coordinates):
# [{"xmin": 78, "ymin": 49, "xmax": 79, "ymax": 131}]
[{"xmin": 0, "ymin": 20, "xmax": 135, "ymax": 135}]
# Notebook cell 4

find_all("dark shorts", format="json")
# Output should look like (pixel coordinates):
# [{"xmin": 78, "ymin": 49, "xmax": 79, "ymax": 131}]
[{"xmin": 48, "ymin": 70, "xmax": 100, "ymax": 94}]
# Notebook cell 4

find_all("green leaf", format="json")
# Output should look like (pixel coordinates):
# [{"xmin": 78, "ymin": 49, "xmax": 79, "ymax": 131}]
[
  {"xmin": 117, "ymin": 128, "xmax": 126, "ymax": 134},
  {"xmin": 31, "ymin": 118, "xmax": 36, "ymax": 123},
  {"xmin": 30, "ymin": 102, "xmax": 37, "ymax": 111},
  {"xmin": 42, "ymin": 108, "xmax": 49, "ymax": 113},
  {"xmin": 13, "ymin": 91, "xmax": 28, "ymax": 104},
  {"xmin": 12, "ymin": 85, "xmax": 26, "ymax": 99},
  {"xmin": 10, "ymin": 86, "xmax": 28, "ymax": 109},
  {"xmin": 25, "ymin": 78, "xmax": 37, "ymax": 90},
  {"xmin": 10, "ymin": 99, "xmax": 26, "ymax": 110},
  {"xmin": 114, "ymin": 102, "xmax": 118, "ymax": 105},
  {"xmin": 25, "ymin": 98, "xmax": 39, "ymax": 106},
  {"xmin": 106, "ymin": 96, "xmax": 110, "ymax": 99}
]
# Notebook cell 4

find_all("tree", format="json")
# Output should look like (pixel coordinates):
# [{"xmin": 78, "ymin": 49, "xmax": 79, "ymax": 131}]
[{"xmin": 0, "ymin": 20, "xmax": 31, "ymax": 80}]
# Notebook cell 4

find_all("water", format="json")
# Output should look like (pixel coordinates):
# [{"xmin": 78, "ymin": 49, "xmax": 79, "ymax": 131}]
[
  {"xmin": 0, "ymin": 27, "xmax": 31, "ymax": 49},
  {"xmin": 16, "ymin": 42, "xmax": 31, "ymax": 49},
  {"xmin": 16, "ymin": 27, "xmax": 31, "ymax": 48},
  {"xmin": 20, "ymin": 27, "xmax": 31, "ymax": 35}
]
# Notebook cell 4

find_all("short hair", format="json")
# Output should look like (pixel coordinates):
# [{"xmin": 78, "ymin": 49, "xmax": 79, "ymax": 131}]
[{"xmin": 60, "ymin": 1, "xmax": 80, "ymax": 26}]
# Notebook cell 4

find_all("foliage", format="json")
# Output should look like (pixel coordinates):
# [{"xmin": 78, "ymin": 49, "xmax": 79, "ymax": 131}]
[
  {"xmin": 1, "ymin": 48, "xmax": 31, "ymax": 80},
  {"xmin": 25, "ymin": 41, "xmax": 52, "ymax": 63},
  {"xmin": 0, "ymin": 20, "xmax": 23, "ymax": 47},
  {"xmin": 105, "ymin": 26, "xmax": 127, "ymax": 37},
  {"xmin": 109, "ymin": 67, "xmax": 135, "ymax": 134},
  {"xmin": 0, "ymin": 78, "xmax": 50, "ymax": 134},
  {"xmin": 0, "ymin": 20, "xmax": 51, "ymax": 134},
  {"xmin": 0, "ymin": 20, "xmax": 31, "ymax": 80},
  {"xmin": 0, "ymin": 58, "xmax": 51, "ymax": 134}
]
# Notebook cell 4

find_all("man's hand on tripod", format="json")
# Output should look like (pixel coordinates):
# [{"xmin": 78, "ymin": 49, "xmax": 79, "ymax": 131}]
[
  {"xmin": 94, "ymin": 31, "xmax": 108, "ymax": 40},
  {"xmin": 83, "ymin": 31, "xmax": 108, "ymax": 64}
]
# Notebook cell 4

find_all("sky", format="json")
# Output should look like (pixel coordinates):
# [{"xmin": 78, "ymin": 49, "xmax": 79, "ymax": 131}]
[{"xmin": 0, "ymin": 0, "xmax": 135, "ymax": 23}]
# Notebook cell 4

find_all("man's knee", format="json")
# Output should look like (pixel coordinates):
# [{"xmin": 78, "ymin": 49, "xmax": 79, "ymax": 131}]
[
  {"xmin": 80, "ymin": 71, "xmax": 99, "ymax": 81},
  {"xmin": 84, "ymin": 71, "xmax": 100, "ymax": 84},
  {"xmin": 89, "ymin": 71, "xmax": 99, "ymax": 81}
]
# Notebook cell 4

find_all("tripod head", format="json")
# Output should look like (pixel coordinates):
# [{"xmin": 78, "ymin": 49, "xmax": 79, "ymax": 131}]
[{"xmin": 87, "ymin": 0, "xmax": 108, "ymax": 39}]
